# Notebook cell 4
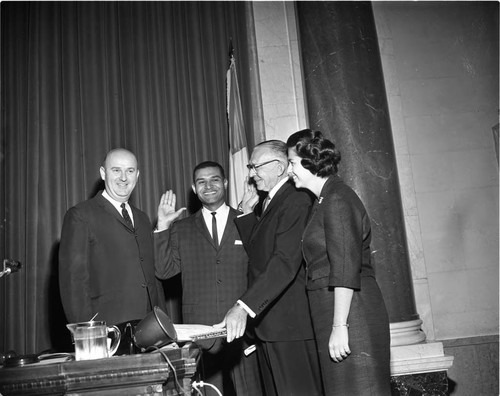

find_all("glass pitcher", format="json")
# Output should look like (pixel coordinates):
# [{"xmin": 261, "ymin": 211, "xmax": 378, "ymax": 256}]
[{"xmin": 66, "ymin": 321, "xmax": 121, "ymax": 361}]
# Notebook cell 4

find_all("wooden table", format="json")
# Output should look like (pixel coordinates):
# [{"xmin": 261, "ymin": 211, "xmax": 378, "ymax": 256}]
[{"xmin": 0, "ymin": 344, "xmax": 200, "ymax": 395}]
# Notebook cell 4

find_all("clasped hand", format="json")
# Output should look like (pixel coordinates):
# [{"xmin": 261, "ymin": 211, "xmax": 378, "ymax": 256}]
[{"xmin": 329, "ymin": 326, "xmax": 351, "ymax": 363}]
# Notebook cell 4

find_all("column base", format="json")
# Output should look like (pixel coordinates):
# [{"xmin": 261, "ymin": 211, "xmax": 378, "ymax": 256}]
[
  {"xmin": 390, "ymin": 342, "xmax": 454, "ymax": 396},
  {"xmin": 390, "ymin": 319, "xmax": 427, "ymax": 346},
  {"xmin": 391, "ymin": 370, "xmax": 450, "ymax": 396}
]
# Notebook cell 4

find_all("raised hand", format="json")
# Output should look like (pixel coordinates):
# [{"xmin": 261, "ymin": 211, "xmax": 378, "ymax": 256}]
[
  {"xmin": 240, "ymin": 177, "xmax": 259, "ymax": 214},
  {"xmin": 156, "ymin": 190, "xmax": 186, "ymax": 231}
]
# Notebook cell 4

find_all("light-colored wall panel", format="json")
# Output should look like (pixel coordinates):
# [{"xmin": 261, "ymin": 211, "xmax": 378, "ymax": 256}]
[
  {"xmin": 252, "ymin": 1, "xmax": 307, "ymax": 141},
  {"xmin": 373, "ymin": 2, "xmax": 498, "ymax": 342}
]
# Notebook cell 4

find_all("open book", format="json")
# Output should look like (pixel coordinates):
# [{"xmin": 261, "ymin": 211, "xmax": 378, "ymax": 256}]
[{"xmin": 173, "ymin": 324, "xmax": 227, "ymax": 342}]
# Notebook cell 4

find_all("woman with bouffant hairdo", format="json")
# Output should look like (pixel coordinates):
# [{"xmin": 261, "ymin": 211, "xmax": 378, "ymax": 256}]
[{"xmin": 286, "ymin": 129, "xmax": 391, "ymax": 395}]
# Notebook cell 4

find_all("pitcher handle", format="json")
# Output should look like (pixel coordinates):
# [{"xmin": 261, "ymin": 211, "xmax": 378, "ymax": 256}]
[{"xmin": 107, "ymin": 325, "xmax": 121, "ymax": 357}]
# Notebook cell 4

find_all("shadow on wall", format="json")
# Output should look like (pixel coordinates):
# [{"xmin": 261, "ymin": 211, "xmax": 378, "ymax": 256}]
[
  {"xmin": 89, "ymin": 179, "xmax": 105, "ymax": 200},
  {"xmin": 492, "ymin": 123, "xmax": 499, "ymax": 165},
  {"xmin": 48, "ymin": 242, "xmax": 73, "ymax": 353},
  {"xmin": 448, "ymin": 378, "xmax": 457, "ymax": 394},
  {"xmin": 187, "ymin": 189, "xmax": 202, "ymax": 214},
  {"xmin": 443, "ymin": 336, "xmax": 499, "ymax": 396}
]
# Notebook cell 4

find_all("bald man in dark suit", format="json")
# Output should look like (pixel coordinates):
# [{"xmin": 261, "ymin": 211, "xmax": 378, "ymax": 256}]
[{"xmin": 59, "ymin": 148, "xmax": 159, "ymax": 325}]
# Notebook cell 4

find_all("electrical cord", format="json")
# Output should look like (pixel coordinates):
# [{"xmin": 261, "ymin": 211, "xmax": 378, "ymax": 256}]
[
  {"xmin": 192, "ymin": 381, "xmax": 223, "ymax": 396},
  {"xmin": 191, "ymin": 384, "xmax": 204, "ymax": 396},
  {"xmin": 149, "ymin": 344, "xmax": 222, "ymax": 395},
  {"xmin": 148, "ymin": 346, "xmax": 184, "ymax": 392}
]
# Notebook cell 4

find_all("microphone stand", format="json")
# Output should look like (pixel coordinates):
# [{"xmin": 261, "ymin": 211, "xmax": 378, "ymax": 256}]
[
  {"xmin": 0, "ymin": 259, "xmax": 22, "ymax": 278},
  {"xmin": 0, "ymin": 259, "xmax": 22, "ymax": 364}
]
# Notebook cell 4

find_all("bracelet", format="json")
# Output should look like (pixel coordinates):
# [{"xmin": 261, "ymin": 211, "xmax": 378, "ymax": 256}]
[{"xmin": 332, "ymin": 324, "xmax": 349, "ymax": 328}]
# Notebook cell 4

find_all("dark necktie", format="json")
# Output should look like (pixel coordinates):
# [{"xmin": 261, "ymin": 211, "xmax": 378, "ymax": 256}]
[
  {"xmin": 211, "ymin": 212, "xmax": 219, "ymax": 249},
  {"xmin": 121, "ymin": 203, "xmax": 133, "ymax": 227}
]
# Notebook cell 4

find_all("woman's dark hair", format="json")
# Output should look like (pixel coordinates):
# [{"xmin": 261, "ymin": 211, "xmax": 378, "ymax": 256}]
[{"xmin": 286, "ymin": 129, "xmax": 341, "ymax": 177}]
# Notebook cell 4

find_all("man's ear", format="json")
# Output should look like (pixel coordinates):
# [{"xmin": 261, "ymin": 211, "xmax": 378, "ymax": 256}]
[
  {"xmin": 277, "ymin": 161, "xmax": 286, "ymax": 177},
  {"xmin": 224, "ymin": 178, "xmax": 228, "ymax": 190},
  {"xmin": 191, "ymin": 184, "xmax": 196, "ymax": 194},
  {"xmin": 99, "ymin": 166, "xmax": 105, "ymax": 181}
]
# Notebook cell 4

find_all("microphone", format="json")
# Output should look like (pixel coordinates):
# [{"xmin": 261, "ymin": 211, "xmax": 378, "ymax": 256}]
[{"xmin": 0, "ymin": 259, "xmax": 22, "ymax": 277}]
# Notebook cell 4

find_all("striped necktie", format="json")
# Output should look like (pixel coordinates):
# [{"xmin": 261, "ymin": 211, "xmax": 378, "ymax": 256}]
[
  {"xmin": 262, "ymin": 195, "xmax": 271, "ymax": 212},
  {"xmin": 121, "ymin": 203, "xmax": 133, "ymax": 227}
]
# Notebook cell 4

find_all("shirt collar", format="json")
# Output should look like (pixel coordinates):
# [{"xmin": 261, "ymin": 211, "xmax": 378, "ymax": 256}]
[
  {"xmin": 202, "ymin": 202, "xmax": 229, "ymax": 216},
  {"xmin": 102, "ymin": 190, "xmax": 128, "ymax": 212},
  {"xmin": 267, "ymin": 177, "xmax": 289, "ymax": 201}
]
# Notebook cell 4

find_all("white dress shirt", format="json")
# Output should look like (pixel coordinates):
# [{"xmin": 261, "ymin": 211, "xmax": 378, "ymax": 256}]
[
  {"xmin": 102, "ymin": 190, "xmax": 134, "ymax": 226},
  {"xmin": 201, "ymin": 203, "xmax": 229, "ymax": 245}
]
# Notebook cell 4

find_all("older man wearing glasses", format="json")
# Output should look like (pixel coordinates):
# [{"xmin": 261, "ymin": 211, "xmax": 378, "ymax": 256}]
[{"xmin": 217, "ymin": 140, "xmax": 323, "ymax": 396}]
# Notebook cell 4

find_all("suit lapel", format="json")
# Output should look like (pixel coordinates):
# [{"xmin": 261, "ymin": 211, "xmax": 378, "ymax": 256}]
[
  {"xmin": 96, "ymin": 192, "xmax": 135, "ymax": 231},
  {"xmin": 258, "ymin": 181, "xmax": 292, "ymax": 221},
  {"xmin": 251, "ymin": 181, "xmax": 293, "ymax": 236},
  {"xmin": 219, "ymin": 209, "xmax": 236, "ymax": 248},
  {"xmin": 129, "ymin": 205, "xmax": 141, "ymax": 231},
  {"xmin": 194, "ymin": 210, "xmax": 218, "ymax": 249}
]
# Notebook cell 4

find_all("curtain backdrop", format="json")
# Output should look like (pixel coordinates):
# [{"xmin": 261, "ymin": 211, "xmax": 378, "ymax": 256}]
[{"xmin": 0, "ymin": 1, "xmax": 257, "ymax": 354}]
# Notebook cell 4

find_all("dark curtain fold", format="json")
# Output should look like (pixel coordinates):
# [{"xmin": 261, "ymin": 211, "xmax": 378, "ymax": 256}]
[{"xmin": 1, "ymin": 1, "xmax": 257, "ymax": 354}]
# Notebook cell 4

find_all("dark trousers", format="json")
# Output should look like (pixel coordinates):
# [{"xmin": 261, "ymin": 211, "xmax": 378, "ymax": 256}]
[
  {"xmin": 256, "ymin": 339, "xmax": 323, "ymax": 396},
  {"xmin": 199, "ymin": 338, "xmax": 263, "ymax": 396}
]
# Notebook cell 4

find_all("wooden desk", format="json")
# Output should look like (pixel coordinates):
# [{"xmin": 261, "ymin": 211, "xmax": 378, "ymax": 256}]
[{"xmin": 0, "ymin": 344, "xmax": 200, "ymax": 395}]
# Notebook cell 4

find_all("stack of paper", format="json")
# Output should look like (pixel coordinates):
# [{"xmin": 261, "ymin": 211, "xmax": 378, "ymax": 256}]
[{"xmin": 173, "ymin": 324, "xmax": 227, "ymax": 342}]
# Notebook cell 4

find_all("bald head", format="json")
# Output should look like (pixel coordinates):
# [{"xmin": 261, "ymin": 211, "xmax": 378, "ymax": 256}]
[
  {"xmin": 102, "ymin": 148, "xmax": 137, "ymax": 168},
  {"xmin": 99, "ymin": 148, "xmax": 140, "ymax": 202}
]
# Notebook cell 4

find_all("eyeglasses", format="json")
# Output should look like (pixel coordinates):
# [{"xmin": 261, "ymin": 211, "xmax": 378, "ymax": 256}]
[{"xmin": 246, "ymin": 159, "xmax": 280, "ymax": 172}]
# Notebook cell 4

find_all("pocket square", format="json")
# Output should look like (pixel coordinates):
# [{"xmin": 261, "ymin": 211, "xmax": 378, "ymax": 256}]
[{"xmin": 234, "ymin": 240, "xmax": 243, "ymax": 245}]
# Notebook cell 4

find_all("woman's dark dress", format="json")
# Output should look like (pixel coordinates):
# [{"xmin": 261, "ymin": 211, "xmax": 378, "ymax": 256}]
[{"xmin": 302, "ymin": 175, "xmax": 391, "ymax": 395}]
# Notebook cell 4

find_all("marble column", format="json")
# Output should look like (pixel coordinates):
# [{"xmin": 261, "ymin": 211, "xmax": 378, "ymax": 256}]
[{"xmin": 296, "ymin": 1, "xmax": 425, "ymax": 345}]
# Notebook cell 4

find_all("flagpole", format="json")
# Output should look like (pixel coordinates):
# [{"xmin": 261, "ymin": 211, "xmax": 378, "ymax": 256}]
[{"xmin": 226, "ymin": 49, "xmax": 250, "ymax": 209}]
